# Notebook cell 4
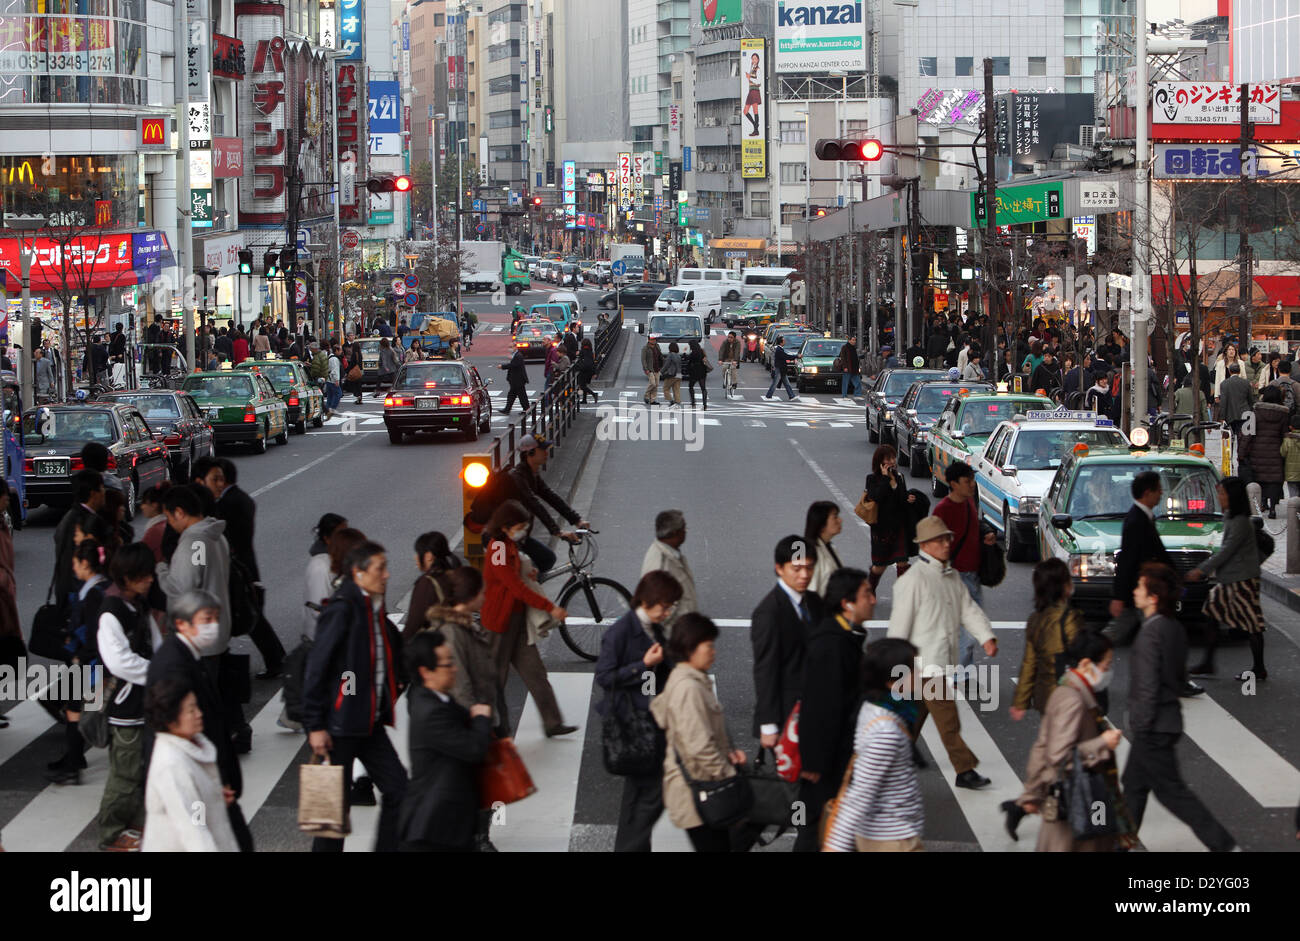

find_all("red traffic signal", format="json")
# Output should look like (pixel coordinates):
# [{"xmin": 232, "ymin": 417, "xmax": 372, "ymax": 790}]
[
  {"xmin": 367, "ymin": 175, "xmax": 412, "ymax": 193},
  {"xmin": 532, "ymin": 196, "xmax": 543, "ymax": 207},
  {"xmin": 816, "ymin": 208, "xmax": 827, "ymax": 217},
  {"xmin": 814, "ymin": 138, "xmax": 884, "ymax": 161}
]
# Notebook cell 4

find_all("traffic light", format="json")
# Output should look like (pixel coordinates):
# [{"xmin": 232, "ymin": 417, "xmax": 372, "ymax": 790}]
[
  {"xmin": 238, "ymin": 250, "xmax": 253, "ymax": 275},
  {"xmin": 461, "ymin": 454, "xmax": 492, "ymax": 564},
  {"xmin": 814, "ymin": 138, "xmax": 884, "ymax": 161},
  {"xmin": 532, "ymin": 196, "xmax": 543, "ymax": 208},
  {"xmin": 279, "ymin": 248, "xmax": 297, "ymax": 274},
  {"xmin": 366, "ymin": 175, "xmax": 412, "ymax": 193},
  {"xmin": 263, "ymin": 251, "xmax": 279, "ymax": 277},
  {"xmin": 815, "ymin": 208, "xmax": 828, "ymax": 218}
]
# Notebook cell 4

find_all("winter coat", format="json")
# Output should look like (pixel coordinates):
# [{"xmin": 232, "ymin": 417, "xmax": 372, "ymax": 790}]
[
  {"xmin": 1013, "ymin": 601, "xmax": 1083, "ymax": 713},
  {"xmin": 886, "ymin": 551, "xmax": 994, "ymax": 675},
  {"xmin": 718, "ymin": 337, "xmax": 741, "ymax": 364},
  {"xmin": 650, "ymin": 662, "xmax": 737, "ymax": 830},
  {"xmin": 595, "ymin": 609, "xmax": 669, "ymax": 713},
  {"xmin": 1282, "ymin": 432, "xmax": 1300, "ymax": 482},
  {"xmin": 141, "ymin": 733, "xmax": 239, "ymax": 852},
  {"xmin": 798, "ymin": 615, "xmax": 867, "ymax": 779},
  {"xmin": 420, "ymin": 606, "xmax": 498, "ymax": 713},
  {"xmin": 155, "ymin": 517, "xmax": 232, "ymax": 654},
  {"xmin": 505, "ymin": 350, "xmax": 529, "ymax": 388},
  {"xmin": 1016, "ymin": 671, "xmax": 1116, "ymax": 852},
  {"xmin": 639, "ymin": 540, "xmax": 698, "ymax": 625},
  {"xmin": 1127, "ymin": 613, "xmax": 1186, "ymax": 735},
  {"xmin": 1194, "ymin": 514, "xmax": 1260, "ymax": 585},
  {"xmin": 398, "ymin": 686, "xmax": 491, "ymax": 850},
  {"xmin": 641, "ymin": 341, "xmax": 664, "ymax": 374},
  {"xmin": 480, "ymin": 537, "xmax": 553, "ymax": 633},
  {"xmin": 807, "ymin": 537, "xmax": 843, "ymax": 599},
  {"xmin": 1217, "ymin": 375, "xmax": 1255, "ymax": 423},
  {"xmin": 1243, "ymin": 401, "xmax": 1290, "ymax": 483}
]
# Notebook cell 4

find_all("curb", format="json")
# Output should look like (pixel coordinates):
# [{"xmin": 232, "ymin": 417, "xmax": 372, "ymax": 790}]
[{"xmin": 1260, "ymin": 568, "xmax": 1300, "ymax": 614}]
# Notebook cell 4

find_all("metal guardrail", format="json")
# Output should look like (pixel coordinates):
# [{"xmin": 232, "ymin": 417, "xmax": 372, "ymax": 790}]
[{"xmin": 488, "ymin": 309, "xmax": 624, "ymax": 474}]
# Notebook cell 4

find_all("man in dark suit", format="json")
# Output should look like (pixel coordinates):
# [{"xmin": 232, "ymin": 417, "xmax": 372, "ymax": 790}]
[
  {"xmin": 793, "ymin": 567, "xmax": 873, "ymax": 852},
  {"xmin": 1122, "ymin": 563, "xmax": 1237, "ymax": 852},
  {"xmin": 207, "ymin": 458, "xmax": 286, "ymax": 680},
  {"xmin": 750, "ymin": 534, "xmax": 824, "ymax": 746},
  {"xmin": 145, "ymin": 589, "xmax": 252, "ymax": 850},
  {"xmin": 399, "ymin": 630, "xmax": 493, "ymax": 852},
  {"xmin": 499, "ymin": 348, "xmax": 529, "ymax": 414},
  {"xmin": 53, "ymin": 471, "xmax": 108, "ymax": 613}
]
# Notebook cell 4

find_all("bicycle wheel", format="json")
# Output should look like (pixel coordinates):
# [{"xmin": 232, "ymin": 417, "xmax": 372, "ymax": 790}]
[{"xmin": 556, "ymin": 576, "xmax": 632, "ymax": 661}]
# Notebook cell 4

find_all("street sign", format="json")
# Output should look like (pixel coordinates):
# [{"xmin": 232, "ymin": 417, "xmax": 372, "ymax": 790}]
[
  {"xmin": 390, "ymin": 278, "xmax": 407, "ymax": 295},
  {"xmin": 404, "ymin": 273, "xmax": 419, "ymax": 289},
  {"xmin": 341, "ymin": 230, "xmax": 360, "ymax": 250},
  {"xmin": 610, "ymin": 260, "xmax": 626, "ymax": 277},
  {"xmin": 476, "ymin": 223, "xmax": 486, "ymax": 233},
  {"xmin": 404, "ymin": 292, "xmax": 420, "ymax": 307},
  {"xmin": 473, "ymin": 199, "xmax": 486, "ymax": 212}
]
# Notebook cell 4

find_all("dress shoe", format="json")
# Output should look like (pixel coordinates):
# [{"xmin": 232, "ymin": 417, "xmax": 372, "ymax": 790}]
[
  {"xmin": 1179, "ymin": 680, "xmax": 1206, "ymax": 697},
  {"xmin": 45, "ymin": 767, "xmax": 81, "ymax": 786},
  {"xmin": 1187, "ymin": 662, "xmax": 1214, "ymax": 676},
  {"xmin": 350, "ymin": 776, "xmax": 378, "ymax": 806},
  {"xmin": 256, "ymin": 666, "xmax": 283, "ymax": 681},
  {"xmin": 955, "ymin": 770, "xmax": 991, "ymax": 790},
  {"xmin": 544, "ymin": 724, "xmax": 579, "ymax": 738},
  {"xmin": 498, "ymin": 408, "xmax": 511, "ymax": 415},
  {"xmin": 1000, "ymin": 800, "xmax": 1025, "ymax": 841},
  {"xmin": 100, "ymin": 829, "xmax": 142, "ymax": 852}
]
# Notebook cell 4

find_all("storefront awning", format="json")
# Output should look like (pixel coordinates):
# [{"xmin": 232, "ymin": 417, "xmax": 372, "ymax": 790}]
[{"xmin": 709, "ymin": 238, "xmax": 766, "ymax": 251}]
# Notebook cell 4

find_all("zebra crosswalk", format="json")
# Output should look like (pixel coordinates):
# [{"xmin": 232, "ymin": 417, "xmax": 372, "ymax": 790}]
[{"xmin": 1, "ymin": 617, "xmax": 1294, "ymax": 851}]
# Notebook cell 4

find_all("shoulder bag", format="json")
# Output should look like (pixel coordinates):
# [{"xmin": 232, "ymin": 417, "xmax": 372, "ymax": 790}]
[
  {"xmin": 743, "ymin": 747, "xmax": 800, "ymax": 834},
  {"xmin": 478, "ymin": 737, "xmax": 537, "ymax": 809},
  {"xmin": 601, "ymin": 688, "xmax": 662, "ymax": 777},
  {"xmin": 854, "ymin": 487, "xmax": 878, "ymax": 525},
  {"xmin": 1062, "ymin": 745, "xmax": 1118, "ymax": 840},
  {"xmin": 27, "ymin": 578, "xmax": 68, "ymax": 661},
  {"xmin": 673, "ymin": 745, "xmax": 753, "ymax": 829},
  {"xmin": 978, "ymin": 519, "xmax": 1006, "ymax": 587}
]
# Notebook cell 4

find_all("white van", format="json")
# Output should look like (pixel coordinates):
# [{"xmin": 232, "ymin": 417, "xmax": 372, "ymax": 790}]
[
  {"xmin": 654, "ymin": 285, "xmax": 722, "ymax": 324},
  {"xmin": 638, "ymin": 311, "xmax": 707, "ymax": 355},
  {"xmin": 678, "ymin": 267, "xmax": 743, "ymax": 301},
  {"xmin": 741, "ymin": 267, "xmax": 798, "ymax": 301}
]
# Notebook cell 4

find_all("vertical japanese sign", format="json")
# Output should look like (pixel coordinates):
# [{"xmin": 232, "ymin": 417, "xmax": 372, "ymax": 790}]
[
  {"xmin": 740, "ymin": 38, "xmax": 767, "ymax": 179},
  {"xmin": 237, "ymin": 5, "xmax": 287, "ymax": 225},
  {"xmin": 336, "ymin": 61, "xmax": 367, "ymax": 224},
  {"xmin": 563, "ymin": 159, "xmax": 576, "ymax": 229},
  {"xmin": 368, "ymin": 80, "xmax": 401, "ymax": 155},
  {"xmin": 668, "ymin": 104, "xmax": 681, "ymax": 157},
  {"xmin": 187, "ymin": 0, "xmax": 210, "ymax": 102},
  {"xmin": 339, "ymin": 0, "xmax": 363, "ymax": 60},
  {"xmin": 319, "ymin": 3, "xmax": 336, "ymax": 49},
  {"xmin": 618, "ymin": 152, "xmax": 632, "ymax": 209}
]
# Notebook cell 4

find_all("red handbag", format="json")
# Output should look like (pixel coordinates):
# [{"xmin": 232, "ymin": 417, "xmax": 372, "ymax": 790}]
[
  {"xmin": 477, "ymin": 738, "xmax": 537, "ymax": 809},
  {"xmin": 774, "ymin": 702, "xmax": 801, "ymax": 783}
]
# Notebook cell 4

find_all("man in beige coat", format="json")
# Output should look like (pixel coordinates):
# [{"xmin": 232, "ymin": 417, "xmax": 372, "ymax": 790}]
[
  {"xmin": 639, "ymin": 510, "xmax": 698, "ymax": 632},
  {"xmin": 887, "ymin": 515, "xmax": 997, "ymax": 790}
]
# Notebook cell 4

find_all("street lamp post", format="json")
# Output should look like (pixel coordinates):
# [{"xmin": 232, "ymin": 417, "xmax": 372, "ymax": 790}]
[{"xmin": 456, "ymin": 136, "xmax": 468, "ymax": 322}]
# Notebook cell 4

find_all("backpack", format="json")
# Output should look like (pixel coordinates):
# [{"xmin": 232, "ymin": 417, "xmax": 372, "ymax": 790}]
[
  {"xmin": 309, "ymin": 352, "xmax": 329, "ymax": 381},
  {"xmin": 464, "ymin": 469, "xmax": 513, "ymax": 532},
  {"xmin": 228, "ymin": 555, "xmax": 261, "ymax": 638}
]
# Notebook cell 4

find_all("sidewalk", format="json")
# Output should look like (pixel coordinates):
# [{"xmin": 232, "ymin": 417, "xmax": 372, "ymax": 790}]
[{"xmin": 1260, "ymin": 547, "xmax": 1300, "ymax": 614}]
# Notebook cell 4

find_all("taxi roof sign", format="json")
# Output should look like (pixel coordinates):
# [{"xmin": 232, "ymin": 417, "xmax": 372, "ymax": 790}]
[{"xmin": 1025, "ymin": 408, "xmax": 1098, "ymax": 422}]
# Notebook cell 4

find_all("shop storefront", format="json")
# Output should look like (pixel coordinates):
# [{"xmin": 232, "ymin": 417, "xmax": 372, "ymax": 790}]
[{"xmin": 708, "ymin": 237, "xmax": 765, "ymax": 268}]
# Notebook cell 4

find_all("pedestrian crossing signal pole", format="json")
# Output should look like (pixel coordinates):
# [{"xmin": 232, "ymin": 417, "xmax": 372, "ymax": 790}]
[{"xmin": 462, "ymin": 455, "xmax": 491, "ymax": 568}]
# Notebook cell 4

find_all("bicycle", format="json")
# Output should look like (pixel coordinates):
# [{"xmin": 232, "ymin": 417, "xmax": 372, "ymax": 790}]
[{"xmin": 535, "ymin": 529, "xmax": 631, "ymax": 662}]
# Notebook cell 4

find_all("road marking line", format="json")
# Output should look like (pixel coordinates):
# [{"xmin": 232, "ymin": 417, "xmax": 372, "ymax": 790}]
[
  {"xmin": 249, "ymin": 435, "xmax": 365, "ymax": 498},
  {"xmin": 830, "ymin": 422, "xmax": 854, "ymax": 428},
  {"xmin": 744, "ymin": 419, "xmax": 766, "ymax": 427},
  {"xmin": 0, "ymin": 748, "xmax": 111, "ymax": 851},
  {"xmin": 698, "ymin": 418, "xmax": 721, "ymax": 426},
  {"xmin": 361, "ymin": 418, "xmax": 385, "ymax": 425},
  {"xmin": 0, "ymin": 698, "xmax": 57, "ymax": 767},
  {"xmin": 239, "ymin": 695, "xmax": 311, "ymax": 823},
  {"xmin": 1180, "ymin": 692, "xmax": 1300, "ymax": 807},
  {"xmin": 788, "ymin": 436, "xmax": 869, "ymax": 531},
  {"xmin": 786, "ymin": 421, "xmax": 810, "ymax": 427}
]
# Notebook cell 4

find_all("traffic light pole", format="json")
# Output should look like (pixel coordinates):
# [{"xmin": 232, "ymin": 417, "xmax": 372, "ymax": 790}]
[{"xmin": 983, "ymin": 58, "xmax": 999, "ymax": 363}]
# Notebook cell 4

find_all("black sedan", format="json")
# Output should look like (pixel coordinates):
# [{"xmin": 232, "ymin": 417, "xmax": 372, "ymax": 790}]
[
  {"xmin": 22, "ymin": 403, "xmax": 170, "ymax": 517},
  {"xmin": 598, "ymin": 282, "xmax": 670, "ymax": 309},
  {"xmin": 383, "ymin": 360, "xmax": 493, "ymax": 444},
  {"xmin": 865, "ymin": 368, "xmax": 947, "ymax": 445},
  {"xmin": 96, "ymin": 390, "xmax": 215, "ymax": 483},
  {"xmin": 893, "ymin": 379, "xmax": 994, "ymax": 476}
]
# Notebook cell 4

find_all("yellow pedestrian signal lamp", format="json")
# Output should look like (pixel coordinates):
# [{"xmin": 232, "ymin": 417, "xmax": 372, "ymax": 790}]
[
  {"xmin": 463, "ymin": 460, "xmax": 490, "ymax": 489},
  {"xmin": 462, "ymin": 454, "xmax": 492, "ymax": 566}
]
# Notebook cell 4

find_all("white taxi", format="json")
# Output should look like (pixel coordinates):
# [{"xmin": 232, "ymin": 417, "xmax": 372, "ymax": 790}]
[{"xmin": 973, "ymin": 409, "xmax": 1129, "ymax": 563}]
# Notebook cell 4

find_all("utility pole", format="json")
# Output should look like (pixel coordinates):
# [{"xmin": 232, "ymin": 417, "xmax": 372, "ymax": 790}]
[
  {"xmin": 174, "ymin": 0, "xmax": 195, "ymax": 374},
  {"xmin": 18, "ymin": 245, "xmax": 32, "ymax": 407},
  {"xmin": 1131, "ymin": 0, "xmax": 1151, "ymax": 426},
  {"xmin": 1238, "ymin": 81, "xmax": 1252, "ymax": 346},
  {"xmin": 983, "ymin": 57, "xmax": 998, "ymax": 359}
]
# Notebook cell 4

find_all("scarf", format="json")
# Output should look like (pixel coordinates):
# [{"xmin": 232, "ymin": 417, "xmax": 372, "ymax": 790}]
[{"xmin": 870, "ymin": 695, "xmax": 920, "ymax": 735}]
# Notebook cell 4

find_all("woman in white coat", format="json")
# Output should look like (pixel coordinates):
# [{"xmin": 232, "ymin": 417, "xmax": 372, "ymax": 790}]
[
  {"xmin": 804, "ymin": 501, "xmax": 845, "ymax": 598},
  {"xmin": 141, "ymin": 678, "xmax": 239, "ymax": 852}
]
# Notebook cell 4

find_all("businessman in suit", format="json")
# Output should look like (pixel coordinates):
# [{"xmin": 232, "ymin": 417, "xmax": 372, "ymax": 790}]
[
  {"xmin": 751, "ymin": 534, "xmax": 824, "ymax": 745},
  {"xmin": 1105, "ymin": 470, "xmax": 1202, "ymax": 695},
  {"xmin": 1122, "ymin": 563, "xmax": 1237, "ymax": 851},
  {"xmin": 399, "ymin": 630, "xmax": 493, "ymax": 852}
]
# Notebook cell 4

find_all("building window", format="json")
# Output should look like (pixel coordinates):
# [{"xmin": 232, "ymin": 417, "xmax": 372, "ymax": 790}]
[
  {"xmin": 780, "ymin": 163, "xmax": 803, "ymax": 184},
  {"xmin": 488, "ymin": 75, "xmax": 514, "ymax": 95},
  {"xmin": 992, "ymin": 57, "xmax": 1010, "ymax": 76},
  {"xmin": 781, "ymin": 203, "xmax": 804, "ymax": 226},
  {"xmin": 845, "ymin": 119, "xmax": 871, "ymax": 135},
  {"xmin": 489, "ymin": 111, "xmax": 520, "ymax": 129},
  {"xmin": 780, "ymin": 121, "xmax": 805, "ymax": 144},
  {"xmin": 434, "ymin": 13, "xmax": 444, "ymax": 26},
  {"xmin": 673, "ymin": 81, "xmax": 683, "ymax": 98},
  {"xmin": 1028, "ymin": 56, "xmax": 1047, "ymax": 76},
  {"xmin": 750, "ymin": 191, "xmax": 770, "ymax": 218},
  {"xmin": 956, "ymin": 56, "xmax": 973, "ymax": 77},
  {"xmin": 919, "ymin": 56, "xmax": 937, "ymax": 76},
  {"xmin": 1064, "ymin": 56, "xmax": 1083, "ymax": 76}
]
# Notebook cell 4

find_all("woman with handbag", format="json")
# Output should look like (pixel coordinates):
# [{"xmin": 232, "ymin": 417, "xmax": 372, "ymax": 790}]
[
  {"xmin": 822, "ymin": 638, "xmax": 923, "ymax": 852},
  {"xmin": 46, "ymin": 540, "xmax": 111, "ymax": 785},
  {"xmin": 480, "ymin": 500, "xmax": 577, "ymax": 738},
  {"xmin": 650, "ymin": 613, "xmax": 747, "ymax": 853},
  {"xmin": 864, "ymin": 445, "xmax": 917, "ymax": 595},
  {"xmin": 1009, "ymin": 559, "xmax": 1083, "ymax": 723},
  {"xmin": 95, "ymin": 543, "xmax": 164, "ymax": 852},
  {"xmin": 346, "ymin": 342, "xmax": 364, "ymax": 405},
  {"xmin": 1007, "ymin": 632, "xmax": 1128, "ymax": 852},
  {"xmin": 595, "ymin": 570, "xmax": 683, "ymax": 852},
  {"xmin": 1185, "ymin": 477, "xmax": 1266, "ymax": 681}
]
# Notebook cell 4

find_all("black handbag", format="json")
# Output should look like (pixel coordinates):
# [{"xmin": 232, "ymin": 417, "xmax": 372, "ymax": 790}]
[
  {"xmin": 1061, "ymin": 746, "xmax": 1118, "ymax": 840},
  {"xmin": 743, "ymin": 748, "xmax": 799, "ymax": 831},
  {"xmin": 978, "ymin": 520, "xmax": 1006, "ymax": 587},
  {"xmin": 601, "ymin": 690, "xmax": 662, "ymax": 777},
  {"xmin": 27, "ymin": 579, "xmax": 66, "ymax": 661},
  {"xmin": 674, "ymin": 747, "xmax": 753, "ymax": 829}
]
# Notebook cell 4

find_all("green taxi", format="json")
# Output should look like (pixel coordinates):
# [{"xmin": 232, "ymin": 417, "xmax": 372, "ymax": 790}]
[
  {"xmin": 250, "ymin": 359, "xmax": 325, "ymax": 433},
  {"xmin": 795, "ymin": 336, "xmax": 848, "ymax": 392},
  {"xmin": 181, "ymin": 370, "xmax": 289, "ymax": 454},
  {"xmin": 724, "ymin": 299, "xmax": 787, "ymax": 331},
  {"xmin": 1038, "ymin": 446, "xmax": 1222, "ymax": 623},
  {"xmin": 929, "ymin": 391, "xmax": 1053, "ymax": 496}
]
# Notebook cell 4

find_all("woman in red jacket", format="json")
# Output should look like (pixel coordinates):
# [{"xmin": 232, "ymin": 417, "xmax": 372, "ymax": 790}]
[{"xmin": 481, "ymin": 500, "xmax": 578, "ymax": 737}]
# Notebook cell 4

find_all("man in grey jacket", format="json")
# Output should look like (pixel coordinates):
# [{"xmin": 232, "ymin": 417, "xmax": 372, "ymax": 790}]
[
  {"xmin": 1121, "ymin": 563, "xmax": 1237, "ymax": 852},
  {"xmin": 639, "ymin": 510, "xmax": 698, "ymax": 630},
  {"xmin": 1217, "ymin": 362, "xmax": 1254, "ymax": 437},
  {"xmin": 641, "ymin": 338, "xmax": 664, "ymax": 406}
]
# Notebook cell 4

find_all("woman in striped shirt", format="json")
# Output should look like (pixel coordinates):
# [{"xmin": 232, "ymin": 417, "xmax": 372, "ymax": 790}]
[{"xmin": 824, "ymin": 638, "xmax": 924, "ymax": 852}]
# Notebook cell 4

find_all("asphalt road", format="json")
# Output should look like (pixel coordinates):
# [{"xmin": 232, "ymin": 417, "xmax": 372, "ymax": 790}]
[{"xmin": 2, "ymin": 305, "xmax": 1298, "ymax": 852}]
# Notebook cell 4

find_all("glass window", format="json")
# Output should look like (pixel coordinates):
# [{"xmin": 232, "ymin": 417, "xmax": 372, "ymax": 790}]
[
  {"xmin": 111, "ymin": 394, "xmax": 179, "ymax": 421},
  {"xmin": 749, "ymin": 191, "xmax": 769, "ymax": 218},
  {"xmin": 781, "ymin": 203, "xmax": 803, "ymax": 225},
  {"xmin": 1028, "ymin": 56, "xmax": 1047, "ymax": 76},
  {"xmin": 397, "ymin": 364, "xmax": 469, "ymax": 388},
  {"xmin": 0, "ymin": 6, "xmax": 148, "ymax": 105},
  {"xmin": 1011, "ymin": 429, "xmax": 1126, "ymax": 471},
  {"xmin": 780, "ymin": 163, "xmax": 803, "ymax": 184},
  {"xmin": 1064, "ymin": 56, "xmax": 1083, "ymax": 75},
  {"xmin": 956, "ymin": 56, "xmax": 973, "ymax": 76},
  {"xmin": 780, "ymin": 121, "xmax": 806, "ymax": 144},
  {"xmin": 919, "ymin": 57, "xmax": 937, "ymax": 76},
  {"xmin": 23, "ymin": 408, "xmax": 116, "ymax": 445},
  {"xmin": 992, "ymin": 56, "xmax": 1011, "ymax": 76},
  {"xmin": 0, "ymin": 153, "xmax": 139, "ymax": 231},
  {"xmin": 1066, "ymin": 462, "xmax": 1220, "ymax": 518}
]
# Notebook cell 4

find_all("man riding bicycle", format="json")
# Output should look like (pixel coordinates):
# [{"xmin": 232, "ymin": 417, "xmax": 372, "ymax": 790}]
[{"xmin": 498, "ymin": 435, "xmax": 589, "ymax": 574}]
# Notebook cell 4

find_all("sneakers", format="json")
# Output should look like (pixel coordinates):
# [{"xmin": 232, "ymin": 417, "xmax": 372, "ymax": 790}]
[
  {"xmin": 276, "ymin": 708, "xmax": 304, "ymax": 733},
  {"xmin": 954, "ymin": 770, "xmax": 991, "ymax": 790},
  {"xmin": 101, "ymin": 829, "xmax": 142, "ymax": 852}
]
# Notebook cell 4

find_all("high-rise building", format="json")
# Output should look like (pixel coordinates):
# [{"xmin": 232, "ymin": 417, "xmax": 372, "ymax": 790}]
[
  {"xmin": 1232, "ymin": 0, "xmax": 1300, "ymax": 83},
  {"xmin": 409, "ymin": 0, "xmax": 448, "ymax": 172},
  {"xmin": 483, "ymin": 1, "xmax": 527, "ymax": 199}
]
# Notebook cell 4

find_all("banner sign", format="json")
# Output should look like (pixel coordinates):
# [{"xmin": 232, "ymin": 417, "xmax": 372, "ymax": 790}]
[
  {"xmin": 701, "ymin": 0, "xmax": 742, "ymax": 26},
  {"xmin": 212, "ymin": 137, "xmax": 243, "ymax": 177},
  {"xmin": 212, "ymin": 32, "xmax": 246, "ymax": 79},
  {"xmin": 775, "ymin": 0, "xmax": 866, "ymax": 74},
  {"xmin": 338, "ymin": 0, "xmax": 363, "ymax": 60},
  {"xmin": 1152, "ymin": 143, "xmax": 1300, "ymax": 180},
  {"xmin": 336, "ymin": 61, "xmax": 366, "ymax": 224},
  {"xmin": 368, "ymin": 80, "xmax": 401, "ymax": 155},
  {"xmin": 972, "ymin": 180, "xmax": 1063, "ymax": 227},
  {"xmin": 740, "ymin": 38, "xmax": 767, "ymax": 179},
  {"xmin": 1152, "ymin": 82, "xmax": 1280, "ymax": 125},
  {"xmin": 187, "ymin": 0, "xmax": 210, "ymax": 101},
  {"xmin": 237, "ymin": 7, "xmax": 288, "ymax": 225}
]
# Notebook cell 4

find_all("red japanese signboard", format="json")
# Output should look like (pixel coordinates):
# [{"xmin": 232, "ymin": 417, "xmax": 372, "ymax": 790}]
[
  {"xmin": 0, "ymin": 234, "xmax": 135, "ymax": 291},
  {"xmin": 213, "ymin": 32, "xmax": 245, "ymax": 79},
  {"xmin": 236, "ymin": 4, "xmax": 286, "ymax": 225},
  {"xmin": 212, "ymin": 137, "xmax": 244, "ymax": 177},
  {"xmin": 336, "ymin": 61, "xmax": 366, "ymax": 224}
]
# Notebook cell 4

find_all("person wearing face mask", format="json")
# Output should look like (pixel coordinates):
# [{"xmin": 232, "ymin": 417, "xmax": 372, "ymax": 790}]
[
  {"xmin": 1007, "ymin": 631, "xmax": 1131, "ymax": 851},
  {"xmin": 480, "ymin": 500, "xmax": 577, "ymax": 739},
  {"xmin": 595, "ymin": 570, "xmax": 684, "ymax": 852},
  {"xmin": 146, "ymin": 589, "xmax": 251, "ymax": 851}
]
